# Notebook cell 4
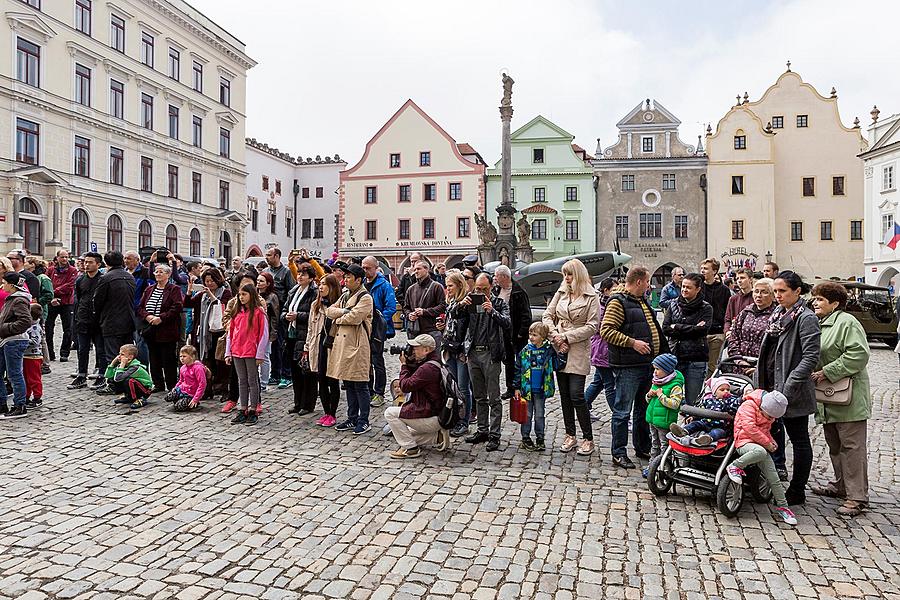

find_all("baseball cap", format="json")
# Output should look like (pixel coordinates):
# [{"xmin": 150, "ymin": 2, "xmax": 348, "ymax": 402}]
[{"xmin": 408, "ymin": 334, "xmax": 436, "ymax": 348}]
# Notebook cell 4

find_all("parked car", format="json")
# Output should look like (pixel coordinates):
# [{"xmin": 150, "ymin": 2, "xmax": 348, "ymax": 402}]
[{"xmin": 837, "ymin": 281, "xmax": 898, "ymax": 347}]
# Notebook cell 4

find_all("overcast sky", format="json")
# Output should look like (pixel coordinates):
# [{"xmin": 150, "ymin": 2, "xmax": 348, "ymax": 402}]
[{"xmin": 190, "ymin": 0, "xmax": 900, "ymax": 166}]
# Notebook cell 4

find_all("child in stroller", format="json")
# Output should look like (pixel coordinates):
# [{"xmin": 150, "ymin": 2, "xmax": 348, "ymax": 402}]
[{"xmin": 669, "ymin": 377, "xmax": 741, "ymax": 446}]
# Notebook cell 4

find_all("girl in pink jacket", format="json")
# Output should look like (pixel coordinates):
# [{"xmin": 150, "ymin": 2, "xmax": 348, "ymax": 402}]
[
  {"xmin": 727, "ymin": 389, "xmax": 797, "ymax": 525},
  {"xmin": 165, "ymin": 345, "xmax": 208, "ymax": 410},
  {"xmin": 225, "ymin": 284, "xmax": 269, "ymax": 425}
]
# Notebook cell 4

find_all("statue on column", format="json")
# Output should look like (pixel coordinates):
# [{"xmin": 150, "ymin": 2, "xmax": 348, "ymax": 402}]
[
  {"xmin": 501, "ymin": 73, "xmax": 514, "ymax": 107},
  {"xmin": 516, "ymin": 214, "xmax": 531, "ymax": 246},
  {"xmin": 474, "ymin": 213, "xmax": 497, "ymax": 246}
]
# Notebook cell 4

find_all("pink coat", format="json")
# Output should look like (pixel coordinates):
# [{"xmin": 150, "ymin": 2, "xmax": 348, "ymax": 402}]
[
  {"xmin": 733, "ymin": 390, "xmax": 775, "ymax": 449},
  {"xmin": 177, "ymin": 361, "xmax": 208, "ymax": 404}
]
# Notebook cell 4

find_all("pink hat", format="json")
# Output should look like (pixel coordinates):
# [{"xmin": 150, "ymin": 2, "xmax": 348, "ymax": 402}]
[{"xmin": 708, "ymin": 377, "xmax": 731, "ymax": 395}]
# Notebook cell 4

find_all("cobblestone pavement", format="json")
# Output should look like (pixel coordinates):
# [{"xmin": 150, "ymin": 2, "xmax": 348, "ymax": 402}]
[{"xmin": 1, "ymin": 337, "xmax": 898, "ymax": 600}]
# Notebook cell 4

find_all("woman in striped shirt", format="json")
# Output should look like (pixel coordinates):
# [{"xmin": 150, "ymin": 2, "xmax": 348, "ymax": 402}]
[{"xmin": 138, "ymin": 264, "xmax": 184, "ymax": 392}]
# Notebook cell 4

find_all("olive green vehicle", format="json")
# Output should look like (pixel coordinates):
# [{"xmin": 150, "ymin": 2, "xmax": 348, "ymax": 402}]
[{"xmin": 838, "ymin": 282, "xmax": 898, "ymax": 347}]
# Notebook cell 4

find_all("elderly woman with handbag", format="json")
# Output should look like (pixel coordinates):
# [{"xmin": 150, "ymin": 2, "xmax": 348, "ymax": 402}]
[
  {"xmin": 184, "ymin": 268, "xmax": 231, "ymax": 396},
  {"xmin": 809, "ymin": 281, "xmax": 871, "ymax": 517}
]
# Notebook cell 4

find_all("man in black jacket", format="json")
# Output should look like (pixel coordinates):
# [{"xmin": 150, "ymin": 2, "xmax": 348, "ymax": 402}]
[
  {"xmin": 68, "ymin": 252, "xmax": 104, "ymax": 390},
  {"xmin": 492, "ymin": 265, "xmax": 531, "ymax": 399},
  {"xmin": 92, "ymin": 251, "xmax": 136, "ymax": 391},
  {"xmin": 700, "ymin": 257, "xmax": 731, "ymax": 377}
]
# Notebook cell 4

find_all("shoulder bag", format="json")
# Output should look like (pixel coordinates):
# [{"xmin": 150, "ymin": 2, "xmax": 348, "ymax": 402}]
[{"xmin": 815, "ymin": 376, "xmax": 852, "ymax": 405}]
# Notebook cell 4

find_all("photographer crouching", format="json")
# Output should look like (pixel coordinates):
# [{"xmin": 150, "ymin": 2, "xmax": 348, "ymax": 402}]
[{"xmin": 385, "ymin": 334, "xmax": 448, "ymax": 459}]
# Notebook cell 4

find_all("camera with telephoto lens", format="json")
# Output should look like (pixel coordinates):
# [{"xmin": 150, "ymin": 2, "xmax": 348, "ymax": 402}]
[{"xmin": 389, "ymin": 343, "xmax": 413, "ymax": 358}]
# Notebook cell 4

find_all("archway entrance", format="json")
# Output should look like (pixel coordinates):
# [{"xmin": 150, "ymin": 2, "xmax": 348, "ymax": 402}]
[
  {"xmin": 651, "ymin": 263, "xmax": 677, "ymax": 289},
  {"xmin": 877, "ymin": 266, "xmax": 899, "ymax": 290}
]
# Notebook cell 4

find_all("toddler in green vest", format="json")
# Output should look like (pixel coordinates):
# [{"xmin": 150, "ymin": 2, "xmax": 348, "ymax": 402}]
[{"xmin": 644, "ymin": 353, "xmax": 684, "ymax": 476}]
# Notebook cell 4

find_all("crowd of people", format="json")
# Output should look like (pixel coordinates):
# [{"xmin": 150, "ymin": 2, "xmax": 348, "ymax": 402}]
[{"xmin": 0, "ymin": 246, "xmax": 875, "ymax": 521}]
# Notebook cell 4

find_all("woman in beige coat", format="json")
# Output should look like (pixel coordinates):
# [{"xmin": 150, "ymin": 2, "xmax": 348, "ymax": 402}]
[
  {"xmin": 304, "ymin": 274, "xmax": 342, "ymax": 427},
  {"xmin": 543, "ymin": 259, "xmax": 601, "ymax": 455}
]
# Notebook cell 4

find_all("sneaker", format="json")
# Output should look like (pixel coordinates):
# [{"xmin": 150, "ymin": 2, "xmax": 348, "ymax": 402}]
[
  {"xmin": 25, "ymin": 397, "xmax": 42, "ymax": 408},
  {"xmin": 129, "ymin": 399, "xmax": 146, "ymax": 409},
  {"xmin": 520, "ymin": 437, "xmax": 535, "ymax": 450},
  {"xmin": 642, "ymin": 467, "xmax": 649, "ymax": 479},
  {"xmin": 90, "ymin": 378, "xmax": 107, "ymax": 390},
  {"xmin": 370, "ymin": 394, "xmax": 385, "ymax": 408},
  {"xmin": 297, "ymin": 408, "xmax": 312, "ymax": 416},
  {"xmin": 727, "ymin": 465, "xmax": 745, "ymax": 484},
  {"xmin": 534, "ymin": 438, "xmax": 546, "ymax": 452},
  {"xmin": 113, "ymin": 396, "xmax": 131, "ymax": 404},
  {"xmin": 353, "ymin": 421, "xmax": 371, "ymax": 435},
  {"xmin": 59, "ymin": 356, "xmax": 69, "ymax": 363},
  {"xmin": 776, "ymin": 467, "xmax": 789, "ymax": 482},
  {"xmin": 390, "ymin": 446, "xmax": 421, "ymax": 459},
  {"xmin": 576, "ymin": 440, "xmax": 595, "ymax": 456},
  {"xmin": 693, "ymin": 434, "xmax": 713, "ymax": 446},
  {"xmin": 245, "ymin": 412, "xmax": 259, "ymax": 425},
  {"xmin": 277, "ymin": 379, "xmax": 292, "ymax": 389},
  {"xmin": 775, "ymin": 506, "xmax": 798, "ymax": 526},
  {"xmin": 450, "ymin": 422, "xmax": 470, "ymax": 438},
  {"xmin": 41, "ymin": 364, "xmax": 51, "ymax": 375},
  {"xmin": 255, "ymin": 403, "xmax": 263, "ymax": 416},
  {"xmin": 67, "ymin": 376, "xmax": 88, "ymax": 390},
  {"xmin": 315, "ymin": 415, "xmax": 326, "ymax": 426},
  {"xmin": 382, "ymin": 424, "xmax": 392, "ymax": 436},
  {"xmin": 231, "ymin": 410, "xmax": 248, "ymax": 424},
  {"xmin": 95, "ymin": 385, "xmax": 116, "ymax": 396},
  {"xmin": 1, "ymin": 405, "xmax": 27, "ymax": 419},
  {"xmin": 221, "ymin": 400, "xmax": 237, "ymax": 414},
  {"xmin": 612, "ymin": 455, "xmax": 636, "ymax": 469},
  {"xmin": 335, "ymin": 419, "xmax": 355, "ymax": 432},
  {"xmin": 486, "ymin": 439, "xmax": 501, "ymax": 452},
  {"xmin": 464, "ymin": 432, "xmax": 489, "ymax": 444},
  {"xmin": 669, "ymin": 422, "xmax": 688, "ymax": 437},
  {"xmin": 320, "ymin": 415, "xmax": 336, "ymax": 427}
]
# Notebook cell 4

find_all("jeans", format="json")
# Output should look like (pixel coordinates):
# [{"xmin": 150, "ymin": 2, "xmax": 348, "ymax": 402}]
[
  {"xmin": 104, "ymin": 334, "xmax": 135, "ymax": 373},
  {"xmin": 520, "ymin": 392, "xmax": 546, "ymax": 440},
  {"xmin": 733, "ymin": 442, "xmax": 789, "ymax": 507},
  {"xmin": 649, "ymin": 425, "xmax": 668, "ymax": 458},
  {"xmin": 232, "ymin": 356, "xmax": 261, "ymax": 411},
  {"xmin": 345, "ymin": 380, "xmax": 371, "ymax": 425},
  {"xmin": 370, "ymin": 338, "xmax": 386, "ymax": 398},
  {"xmin": 0, "ymin": 339, "xmax": 28, "ymax": 409},
  {"xmin": 771, "ymin": 414, "xmax": 813, "ymax": 496},
  {"xmin": 445, "ymin": 353, "xmax": 472, "ymax": 425},
  {"xmin": 46, "ymin": 303, "xmax": 73, "ymax": 359},
  {"xmin": 76, "ymin": 330, "xmax": 104, "ymax": 376},
  {"xmin": 132, "ymin": 326, "xmax": 150, "ymax": 366},
  {"xmin": 684, "ymin": 420, "xmax": 727, "ymax": 441},
  {"xmin": 585, "ymin": 366, "xmax": 616, "ymax": 411},
  {"xmin": 677, "ymin": 360, "xmax": 707, "ymax": 406},
  {"xmin": 259, "ymin": 340, "xmax": 273, "ymax": 387},
  {"xmin": 610, "ymin": 365, "xmax": 652, "ymax": 458},
  {"xmin": 468, "ymin": 349, "xmax": 502, "ymax": 439},
  {"xmin": 558, "ymin": 372, "xmax": 592, "ymax": 440},
  {"xmin": 147, "ymin": 340, "xmax": 178, "ymax": 390}
]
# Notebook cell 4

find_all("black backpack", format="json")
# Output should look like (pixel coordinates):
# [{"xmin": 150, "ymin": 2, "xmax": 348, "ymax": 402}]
[{"xmin": 426, "ymin": 360, "xmax": 466, "ymax": 430}]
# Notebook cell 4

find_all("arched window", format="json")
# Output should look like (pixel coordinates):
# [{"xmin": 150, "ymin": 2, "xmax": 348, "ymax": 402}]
[
  {"xmin": 138, "ymin": 219, "xmax": 152, "ymax": 248},
  {"xmin": 190, "ymin": 228, "xmax": 201, "ymax": 256},
  {"xmin": 71, "ymin": 208, "xmax": 89, "ymax": 256},
  {"xmin": 107, "ymin": 214, "xmax": 123, "ymax": 253},
  {"xmin": 219, "ymin": 230, "xmax": 232, "ymax": 261},
  {"xmin": 18, "ymin": 197, "xmax": 42, "ymax": 254},
  {"xmin": 165, "ymin": 224, "xmax": 178, "ymax": 252}
]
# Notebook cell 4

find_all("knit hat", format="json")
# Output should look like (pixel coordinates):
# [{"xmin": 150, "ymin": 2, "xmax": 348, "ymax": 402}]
[
  {"xmin": 709, "ymin": 376, "xmax": 731, "ymax": 395},
  {"xmin": 651, "ymin": 353, "xmax": 678, "ymax": 375},
  {"xmin": 760, "ymin": 390, "xmax": 788, "ymax": 418}
]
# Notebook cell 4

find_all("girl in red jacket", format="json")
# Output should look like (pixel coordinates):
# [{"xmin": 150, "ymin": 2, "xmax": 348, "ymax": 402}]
[
  {"xmin": 727, "ymin": 389, "xmax": 797, "ymax": 525},
  {"xmin": 225, "ymin": 284, "xmax": 269, "ymax": 425}
]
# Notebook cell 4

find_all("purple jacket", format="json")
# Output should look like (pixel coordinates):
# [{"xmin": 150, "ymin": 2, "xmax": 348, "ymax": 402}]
[
  {"xmin": 729, "ymin": 303, "xmax": 775, "ymax": 358},
  {"xmin": 590, "ymin": 303, "xmax": 610, "ymax": 368}
]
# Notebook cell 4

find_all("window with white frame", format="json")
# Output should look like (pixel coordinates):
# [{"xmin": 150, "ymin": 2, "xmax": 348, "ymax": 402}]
[
  {"xmin": 882, "ymin": 214, "xmax": 894, "ymax": 240},
  {"xmin": 884, "ymin": 165, "xmax": 895, "ymax": 191},
  {"xmin": 662, "ymin": 174, "xmax": 676, "ymax": 190},
  {"xmin": 615, "ymin": 215, "xmax": 628, "ymax": 239}
]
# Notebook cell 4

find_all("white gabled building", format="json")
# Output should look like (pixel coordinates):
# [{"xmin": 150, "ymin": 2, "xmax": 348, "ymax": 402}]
[{"xmin": 862, "ymin": 108, "xmax": 900, "ymax": 287}]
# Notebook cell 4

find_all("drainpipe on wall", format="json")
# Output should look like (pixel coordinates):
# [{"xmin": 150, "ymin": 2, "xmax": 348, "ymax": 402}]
[
  {"xmin": 292, "ymin": 179, "xmax": 299, "ymax": 249},
  {"xmin": 699, "ymin": 173, "xmax": 708, "ymax": 258}
]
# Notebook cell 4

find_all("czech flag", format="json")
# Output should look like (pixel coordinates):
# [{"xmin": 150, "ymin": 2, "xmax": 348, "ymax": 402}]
[{"xmin": 885, "ymin": 222, "xmax": 900, "ymax": 250}]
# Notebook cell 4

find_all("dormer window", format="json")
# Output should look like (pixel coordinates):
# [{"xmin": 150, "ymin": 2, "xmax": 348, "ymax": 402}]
[
  {"xmin": 641, "ymin": 136, "xmax": 654, "ymax": 153},
  {"xmin": 532, "ymin": 148, "xmax": 544, "ymax": 164},
  {"xmin": 734, "ymin": 130, "xmax": 746, "ymax": 150}
]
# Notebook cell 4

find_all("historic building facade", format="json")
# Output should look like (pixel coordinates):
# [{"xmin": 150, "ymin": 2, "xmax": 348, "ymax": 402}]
[
  {"xmin": 244, "ymin": 139, "xmax": 344, "ymax": 260},
  {"xmin": 594, "ymin": 99, "xmax": 707, "ymax": 287},
  {"xmin": 1, "ymin": 0, "xmax": 254, "ymax": 260},
  {"xmin": 486, "ymin": 115, "xmax": 594, "ymax": 261},
  {"xmin": 706, "ymin": 67, "xmax": 867, "ymax": 280},
  {"xmin": 338, "ymin": 99, "xmax": 485, "ymax": 270},
  {"xmin": 862, "ymin": 108, "xmax": 900, "ymax": 287}
]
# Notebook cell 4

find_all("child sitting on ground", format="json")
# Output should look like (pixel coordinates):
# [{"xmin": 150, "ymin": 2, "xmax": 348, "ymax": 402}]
[
  {"xmin": 104, "ymin": 344, "xmax": 154, "ymax": 410},
  {"xmin": 24, "ymin": 304, "xmax": 44, "ymax": 408},
  {"xmin": 644, "ymin": 353, "xmax": 684, "ymax": 474},
  {"xmin": 518, "ymin": 322, "xmax": 556, "ymax": 452},
  {"xmin": 669, "ymin": 376, "xmax": 740, "ymax": 446},
  {"xmin": 727, "ymin": 389, "xmax": 797, "ymax": 526},
  {"xmin": 164, "ymin": 345, "xmax": 208, "ymax": 411}
]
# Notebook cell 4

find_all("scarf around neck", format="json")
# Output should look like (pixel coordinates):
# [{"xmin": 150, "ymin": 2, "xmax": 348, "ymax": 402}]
[
  {"xmin": 652, "ymin": 371, "xmax": 677, "ymax": 386},
  {"xmin": 765, "ymin": 300, "xmax": 805, "ymax": 337}
]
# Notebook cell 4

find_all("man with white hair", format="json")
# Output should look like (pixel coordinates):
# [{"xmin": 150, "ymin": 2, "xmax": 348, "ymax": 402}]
[
  {"xmin": 403, "ymin": 259, "xmax": 446, "ymax": 349},
  {"xmin": 492, "ymin": 265, "xmax": 531, "ymax": 398}
]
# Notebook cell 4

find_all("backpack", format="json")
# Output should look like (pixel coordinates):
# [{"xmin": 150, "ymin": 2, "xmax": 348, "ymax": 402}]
[{"xmin": 426, "ymin": 360, "xmax": 466, "ymax": 430}]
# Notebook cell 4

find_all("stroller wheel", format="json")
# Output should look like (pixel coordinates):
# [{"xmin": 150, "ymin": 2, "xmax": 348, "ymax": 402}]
[
  {"xmin": 748, "ymin": 467, "xmax": 774, "ymax": 503},
  {"xmin": 716, "ymin": 474, "xmax": 744, "ymax": 517},
  {"xmin": 647, "ymin": 454, "xmax": 674, "ymax": 496}
]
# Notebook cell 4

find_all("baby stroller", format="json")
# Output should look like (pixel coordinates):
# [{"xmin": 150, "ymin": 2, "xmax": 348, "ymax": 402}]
[{"xmin": 647, "ymin": 355, "xmax": 771, "ymax": 517}]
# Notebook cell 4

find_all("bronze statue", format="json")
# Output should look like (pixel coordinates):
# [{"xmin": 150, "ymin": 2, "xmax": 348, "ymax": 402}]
[
  {"xmin": 501, "ymin": 73, "xmax": 514, "ymax": 107},
  {"xmin": 516, "ymin": 214, "xmax": 531, "ymax": 246}
]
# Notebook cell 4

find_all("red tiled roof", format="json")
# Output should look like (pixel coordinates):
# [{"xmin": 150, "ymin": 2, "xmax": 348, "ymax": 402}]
[
  {"xmin": 522, "ymin": 204, "xmax": 558, "ymax": 214},
  {"xmin": 457, "ymin": 143, "xmax": 476, "ymax": 154}
]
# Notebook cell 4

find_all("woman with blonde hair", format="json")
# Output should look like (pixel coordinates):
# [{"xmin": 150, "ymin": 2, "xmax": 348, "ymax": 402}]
[
  {"xmin": 442, "ymin": 271, "xmax": 473, "ymax": 437},
  {"xmin": 542, "ymin": 259, "xmax": 600, "ymax": 455}
]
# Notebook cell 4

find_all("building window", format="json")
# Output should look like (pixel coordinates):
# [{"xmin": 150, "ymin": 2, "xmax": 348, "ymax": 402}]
[
  {"xmin": 365, "ymin": 186, "xmax": 377, "ymax": 204},
  {"xmin": 398, "ymin": 219, "xmax": 410, "ymax": 240},
  {"xmin": 771, "ymin": 116, "xmax": 784, "ymax": 129},
  {"xmin": 423, "ymin": 218, "xmax": 435, "ymax": 239},
  {"xmin": 674, "ymin": 215, "xmax": 688, "ymax": 239},
  {"xmin": 832, "ymin": 176, "xmax": 845, "ymax": 196},
  {"xmin": 731, "ymin": 220, "xmax": 744, "ymax": 240},
  {"xmin": 219, "ymin": 77, "xmax": 230, "ymax": 106},
  {"xmin": 300, "ymin": 219, "xmax": 310, "ymax": 239},
  {"xmin": 882, "ymin": 214, "xmax": 894, "ymax": 240},
  {"xmin": 168, "ymin": 105, "xmax": 179, "ymax": 139},
  {"xmin": 301, "ymin": 187, "xmax": 309, "ymax": 198},
  {"xmin": 622, "ymin": 174, "xmax": 635, "ymax": 192},
  {"xmin": 449, "ymin": 182, "xmax": 462, "ymax": 201},
  {"xmin": 107, "ymin": 214, "xmax": 122, "ymax": 253},
  {"xmin": 796, "ymin": 115, "xmax": 808, "ymax": 128},
  {"xmin": 639, "ymin": 213, "xmax": 662, "ymax": 238},
  {"xmin": 315, "ymin": 186, "xmax": 323, "ymax": 198},
  {"xmin": 731, "ymin": 175, "xmax": 744, "ymax": 195},
  {"xmin": 615, "ymin": 215, "xmax": 628, "ymax": 239},
  {"xmin": 733, "ymin": 135, "xmax": 746, "ymax": 150},
  {"xmin": 270, "ymin": 212, "xmax": 277, "ymax": 235},
  {"xmin": 74, "ymin": 136, "xmax": 90, "ymax": 177},
  {"xmin": 398, "ymin": 184, "xmax": 411, "ymax": 202},
  {"xmin": 165, "ymin": 224, "xmax": 178, "ymax": 252},
  {"xmin": 565, "ymin": 220, "xmax": 579, "ymax": 241},
  {"xmin": 168, "ymin": 47, "xmax": 180, "ymax": 80},
  {"xmin": 314, "ymin": 218, "xmax": 323, "ymax": 239},
  {"xmin": 110, "ymin": 14, "xmax": 125, "ymax": 52},
  {"xmin": 802, "ymin": 177, "xmax": 815, "ymax": 197},
  {"xmin": 141, "ymin": 32, "xmax": 154, "ymax": 67},
  {"xmin": 138, "ymin": 219, "xmax": 152, "ymax": 247},
  {"xmin": 109, "ymin": 146, "xmax": 123, "ymax": 185},
  {"xmin": 110, "ymin": 79, "xmax": 124, "ymax": 119},
  {"xmin": 662, "ymin": 174, "xmax": 676, "ymax": 191},
  {"xmin": 419, "ymin": 151, "xmax": 430, "ymax": 167},
  {"xmin": 74, "ymin": 64, "xmax": 91, "ymax": 106},
  {"xmin": 219, "ymin": 128, "xmax": 230, "ymax": 158},
  {"xmin": 510, "ymin": 188, "xmax": 515, "ymax": 203},
  {"xmin": 192, "ymin": 61, "xmax": 203, "ymax": 92},
  {"xmin": 190, "ymin": 228, "xmax": 200, "ymax": 256},
  {"xmin": 641, "ymin": 136, "xmax": 654, "ymax": 153},
  {"xmin": 389, "ymin": 153, "xmax": 400, "ymax": 168},
  {"xmin": 219, "ymin": 231, "xmax": 231, "ymax": 261},
  {"xmin": 140, "ymin": 156, "xmax": 152, "ymax": 192},
  {"xmin": 20, "ymin": 0, "xmax": 40, "ymax": 8},
  {"xmin": 167, "ymin": 165, "xmax": 178, "ymax": 198},
  {"xmin": 141, "ymin": 93, "xmax": 153, "ymax": 129},
  {"xmin": 71, "ymin": 209, "xmax": 90, "ymax": 255},
  {"xmin": 884, "ymin": 165, "xmax": 895, "ymax": 191},
  {"xmin": 15, "ymin": 118, "xmax": 39, "ymax": 165},
  {"xmin": 365, "ymin": 220, "xmax": 377, "ymax": 240},
  {"xmin": 192, "ymin": 116, "xmax": 202, "ymax": 147},
  {"xmin": 850, "ymin": 220, "xmax": 863, "ymax": 241},
  {"xmin": 457, "ymin": 217, "xmax": 470, "ymax": 238},
  {"xmin": 532, "ymin": 148, "xmax": 544, "ymax": 164},
  {"xmin": 791, "ymin": 221, "xmax": 803, "ymax": 241},
  {"xmin": 16, "ymin": 38, "xmax": 40, "ymax": 87},
  {"xmin": 219, "ymin": 180, "xmax": 229, "ymax": 209},
  {"xmin": 534, "ymin": 187, "xmax": 546, "ymax": 203},
  {"xmin": 531, "ymin": 219, "xmax": 547, "ymax": 240},
  {"xmin": 192, "ymin": 172, "xmax": 201, "ymax": 203},
  {"xmin": 820, "ymin": 221, "xmax": 833, "ymax": 241},
  {"xmin": 75, "ymin": 0, "xmax": 91, "ymax": 35},
  {"xmin": 563, "ymin": 186, "xmax": 577, "ymax": 202},
  {"xmin": 424, "ymin": 183, "xmax": 436, "ymax": 201},
  {"xmin": 249, "ymin": 204, "xmax": 258, "ymax": 230},
  {"xmin": 262, "ymin": 176, "xmax": 269, "ymax": 191}
]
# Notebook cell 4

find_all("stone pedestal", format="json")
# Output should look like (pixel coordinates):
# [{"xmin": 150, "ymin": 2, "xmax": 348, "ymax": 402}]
[
  {"xmin": 495, "ymin": 203, "xmax": 516, "ymax": 267},
  {"xmin": 516, "ymin": 244, "xmax": 533, "ymax": 264},
  {"xmin": 478, "ymin": 244, "xmax": 496, "ymax": 266}
]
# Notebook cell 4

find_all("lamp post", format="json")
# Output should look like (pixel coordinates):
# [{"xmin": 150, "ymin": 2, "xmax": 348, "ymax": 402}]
[
  {"xmin": 765, "ymin": 250, "xmax": 772, "ymax": 263},
  {"xmin": 348, "ymin": 225, "xmax": 355, "ymax": 242}
]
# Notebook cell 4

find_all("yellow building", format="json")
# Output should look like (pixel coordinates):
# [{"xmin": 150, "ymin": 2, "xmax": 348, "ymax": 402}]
[{"xmin": 706, "ymin": 67, "xmax": 867, "ymax": 279}]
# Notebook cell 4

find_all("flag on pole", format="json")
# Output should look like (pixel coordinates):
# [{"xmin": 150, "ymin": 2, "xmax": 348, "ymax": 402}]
[{"xmin": 884, "ymin": 222, "xmax": 900, "ymax": 250}]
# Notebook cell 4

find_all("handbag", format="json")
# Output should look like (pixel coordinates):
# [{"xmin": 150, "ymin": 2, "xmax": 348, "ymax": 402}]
[
  {"xmin": 208, "ymin": 301, "xmax": 224, "ymax": 333},
  {"xmin": 815, "ymin": 376, "xmax": 853, "ymax": 405},
  {"xmin": 214, "ymin": 333, "xmax": 227, "ymax": 362},
  {"xmin": 509, "ymin": 393, "xmax": 527, "ymax": 424}
]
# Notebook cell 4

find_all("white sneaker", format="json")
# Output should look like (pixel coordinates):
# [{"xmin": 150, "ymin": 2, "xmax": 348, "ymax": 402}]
[
  {"xmin": 775, "ymin": 506, "xmax": 797, "ymax": 525},
  {"xmin": 726, "ymin": 465, "xmax": 745, "ymax": 484}
]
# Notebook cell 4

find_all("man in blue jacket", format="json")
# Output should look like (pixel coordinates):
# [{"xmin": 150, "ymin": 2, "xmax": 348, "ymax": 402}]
[{"xmin": 363, "ymin": 256, "xmax": 397, "ymax": 407}]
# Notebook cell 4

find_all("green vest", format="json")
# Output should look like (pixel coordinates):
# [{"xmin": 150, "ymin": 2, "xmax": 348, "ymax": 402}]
[{"xmin": 645, "ymin": 371, "xmax": 685, "ymax": 429}]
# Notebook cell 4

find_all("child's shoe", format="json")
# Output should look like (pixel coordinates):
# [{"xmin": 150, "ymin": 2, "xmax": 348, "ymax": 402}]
[
  {"xmin": 320, "ymin": 415, "xmax": 336, "ymax": 427},
  {"xmin": 129, "ymin": 398, "xmax": 146, "ymax": 409},
  {"xmin": 113, "ymin": 396, "xmax": 130, "ymax": 404},
  {"xmin": 221, "ymin": 400, "xmax": 237, "ymax": 414},
  {"xmin": 727, "ymin": 465, "xmax": 745, "ymax": 484},
  {"xmin": 231, "ymin": 410, "xmax": 247, "ymax": 424},
  {"xmin": 315, "ymin": 415, "xmax": 326, "ymax": 426},
  {"xmin": 520, "ymin": 437, "xmax": 535, "ymax": 450},
  {"xmin": 642, "ymin": 467, "xmax": 649, "ymax": 479},
  {"xmin": 25, "ymin": 397, "xmax": 42, "ymax": 408},
  {"xmin": 255, "ymin": 403, "xmax": 263, "ymax": 416},
  {"xmin": 694, "ymin": 433, "xmax": 713, "ymax": 446},
  {"xmin": 775, "ymin": 506, "xmax": 798, "ymax": 525},
  {"xmin": 669, "ymin": 422, "xmax": 687, "ymax": 437},
  {"xmin": 245, "ymin": 412, "xmax": 259, "ymax": 425},
  {"xmin": 534, "ymin": 438, "xmax": 546, "ymax": 452}
]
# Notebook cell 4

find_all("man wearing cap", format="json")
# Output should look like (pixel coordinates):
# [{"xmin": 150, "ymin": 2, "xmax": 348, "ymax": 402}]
[
  {"xmin": 403, "ymin": 260, "xmax": 446, "ymax": 348},
  {"xmin": 385, "ymin": 334, "xmax": 446, "ymax": 458},
  {"xmin": 6, "ymin": 249, "xmax": 40, "ymax": 299}
]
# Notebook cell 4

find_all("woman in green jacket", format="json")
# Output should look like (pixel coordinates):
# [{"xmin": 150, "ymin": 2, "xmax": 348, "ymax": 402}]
[{"xmin": 810, "ymin": 282, "xmax": 871, "ymax": 517}]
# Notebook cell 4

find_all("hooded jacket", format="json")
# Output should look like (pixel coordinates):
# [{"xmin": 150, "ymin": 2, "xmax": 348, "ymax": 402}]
[
  {"xmin": 366, "ymin": 273, "xmax": 397, "ymax": 337},
  {"xmin": 662, "ymin": 296, "xmax": 713, "ymax": 363},
  {"xmin": 0, "ymin": 290, "xmax": 33, "ymax": 343},
  {"xmin": 733, "ymin": 390, "xmax": 776, "ymax": 449},
  {"xmin": 701, "ymin": 279, "xmax": 731, "ymax": 334},
  {"xmin": 398, "ymin": 349, "xmax": 444, "ymax": 420}
]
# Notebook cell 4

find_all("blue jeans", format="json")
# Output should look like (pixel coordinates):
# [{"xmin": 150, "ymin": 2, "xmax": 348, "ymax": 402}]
[
  {"xmin": 610, "ymin": 365, "xmax": 653, "ymax": 458},
  {"xmin": 445, "ymin": 353, "xmax": 472, "ymax": 425},
  {"xmin": 585, "ymin": 366, "xmax": 616, "ymax": 411},
  {"xmin": 345, "ymin": 380, "xmax": 371, "ymax": 425},
  {"xmin": 520, "ymin": 392, "xmax": 545, "ymax": 440},
  {"xmin": 132, "ymin": 326, "xmax": 150, "ymax": 366},
  {"xmin": 0, "ymin": 339, "xmax": 29, "ymax": 409},
  {"xmin": 370, "ymin": 338, "xmax": 386, "ymax": 398},
  {"xmin": 684, "ymin": 420, "xmax": 727, "ymax": 440},
  {"xmin": 677, "ymin": 360, "xmax": 707, "ymax": 406}
]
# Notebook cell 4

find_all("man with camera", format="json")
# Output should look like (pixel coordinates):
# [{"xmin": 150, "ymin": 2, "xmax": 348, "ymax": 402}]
[{"xmin": 385, "ymin": 334, "xmax": 447, "ymax": 458}]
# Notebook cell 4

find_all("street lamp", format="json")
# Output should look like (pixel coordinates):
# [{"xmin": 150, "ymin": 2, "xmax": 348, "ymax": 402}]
[
  {"xmin": 765, "ymin": 250, "xmax": 772, "ymax": 263},
  {"xmin": 348, "ymin": 225, "xmax": 355, "ymax": 242}
]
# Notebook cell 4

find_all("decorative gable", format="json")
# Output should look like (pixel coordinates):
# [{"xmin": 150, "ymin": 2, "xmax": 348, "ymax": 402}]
[{"xmin": 6, "ymin": 11, "xmax": 57, "ymax": 43}]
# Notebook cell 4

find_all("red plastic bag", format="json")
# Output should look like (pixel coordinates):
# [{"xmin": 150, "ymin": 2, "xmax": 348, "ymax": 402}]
[{"xmin": 509, "ymin": 393, "xmax": 527, "ymax": 424}]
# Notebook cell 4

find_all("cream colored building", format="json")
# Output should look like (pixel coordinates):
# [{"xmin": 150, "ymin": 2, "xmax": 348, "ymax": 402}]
[
  {"xmin": 706, "ymin": 68, "xmax": 867, "ymax": 279},
  {"xmin": 339, "ymin": 99, "xmax": 485, "ymax": 271},
  {"xmin": 862, "ymin": 109, "xmax": 900, "ymax": 287},
  {"xmin": 1, "ymin": 0, "xmax": 255, "ymax": 260}
]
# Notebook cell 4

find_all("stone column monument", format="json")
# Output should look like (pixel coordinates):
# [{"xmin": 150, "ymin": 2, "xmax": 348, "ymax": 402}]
[{"xmin": 494, "ymin": 73, "xmax": 518, "ymax": 266}]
